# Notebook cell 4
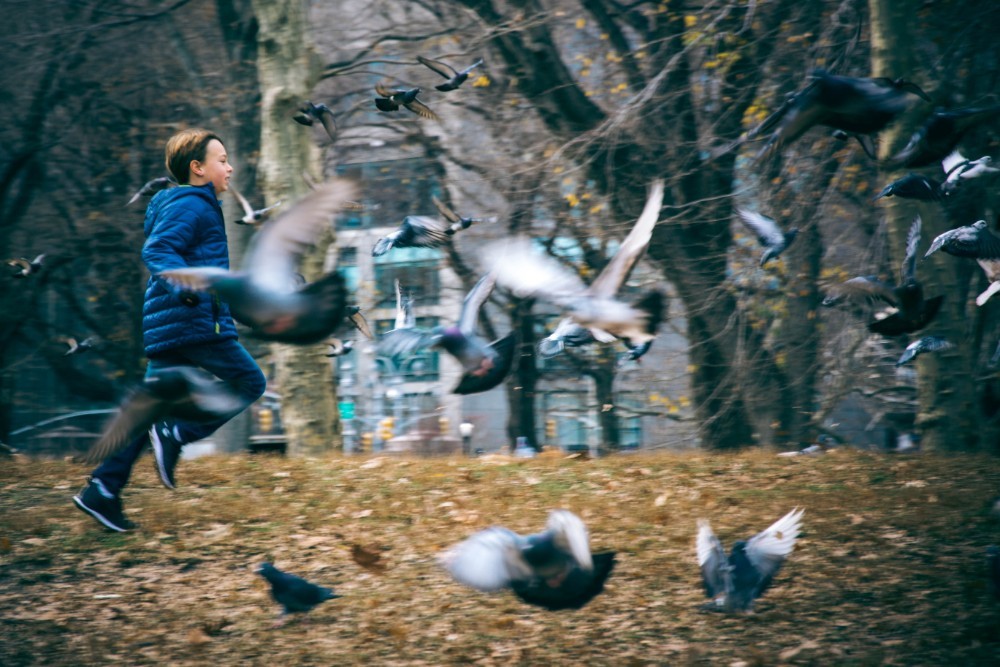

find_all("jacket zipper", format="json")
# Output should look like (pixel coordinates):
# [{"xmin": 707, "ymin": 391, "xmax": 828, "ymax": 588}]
[{"xmin": 212, "ymin": 295, "xmax": 221, "ymax": 334}]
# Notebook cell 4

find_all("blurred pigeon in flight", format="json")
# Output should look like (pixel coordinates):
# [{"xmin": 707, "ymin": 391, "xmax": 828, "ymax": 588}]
[
  {"xmin": 6, "ymin": 253, "xmax": 45, "ymax": 278},
  {"xmin": 416, "ymin": 55, "xmax": 484, "ymax": 91},
  {"xmin": 257, "ymin": 562, "xmax": 339, "ymax": 626},
  {"xmin": 942, "ymin": 150, "xmax": 999, "ymax": 188},
  {"xmin": 697, "ymin": 508, "xmax": 804, "ymax": 613},
  {"xmin": 374, "ymin": 83, "xmax": 439, "ymax": 120},
  {"xmin": 439, "ymin": 509, "xmax": 616, "ymax": 610},
  {"xmin": 231, "ymin": 187, "xmax": 282, "ymax": 226},
  {"xmin": 890, "ymin": 104, "xmax": 1000, "ymax": 168},
  {"xmin": 822, "ymin": 275, "xmax": 898, "ymax": 308},
  {"xmin": 323, "ymin": 305, "xmax": 372, "ymax": 358},
  {"xmin": 873, "ymin": 173, "xmax": 945, "ymax": 202},
  {"xmin": 292, "ymin": 100, "xmax": 337, "ymax": 141},
  {"xmin": 432, "ymin": 194, "xmax": 497, "ymax": 230},
  {"xmin": 126, "ymin": 176, "xmax": 177, "ymax": 206},
  {"xmin": 81, "ymin": 366, "xmax": 244, "ymax": 463},
  {"xmin": 925, "ymin": 219, "xmax": 1000, "ymax": 306},
  {"xmin": 372, "ymin": 208, "xmax": 473, "ymax": 257},
  {"xmin": 57, "ymin": 336, "xmax": 96, "ymax": 356},
  {"xmin": 736, "ymin": 208, "xmax": 799, "ymax": 267},
  {"xmin": 158, "ymin": 179, "xmax": 358, "ymax": 344},
  {"xmin": 538, "ymin": 180, "xmax": 664, "ymax": 360},
  {"xmin": 896, "ymin": 335, "xmax": 953, "ymax": 366}
]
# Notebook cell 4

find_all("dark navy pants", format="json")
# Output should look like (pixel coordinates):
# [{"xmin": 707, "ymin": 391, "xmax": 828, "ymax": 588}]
[{"xmin": 91, "ymin": 338, "xmax": 266, "ymax": 495}]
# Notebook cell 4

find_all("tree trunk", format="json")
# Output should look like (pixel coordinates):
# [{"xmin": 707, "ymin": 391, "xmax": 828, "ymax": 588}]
[
  {"xmin": 505, "ymin": 298, "xmax": 540, "ymax": 451},
  {"xmin": 251, "ymin": 0, "xmax": 339, "ymax": 455}
]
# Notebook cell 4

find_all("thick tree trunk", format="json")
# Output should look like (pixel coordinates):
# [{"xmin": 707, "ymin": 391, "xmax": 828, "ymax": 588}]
[
  {"xmin": 251, "ymin": 0, "xmax": 340, "ymax": 455},
  {"xmin": 505, "ymin": 298, "xmax": 540, "ymax": 451}
]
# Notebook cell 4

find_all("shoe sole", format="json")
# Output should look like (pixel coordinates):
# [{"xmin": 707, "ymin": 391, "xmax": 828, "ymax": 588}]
[
  {"xmin": 150, "ymin": 427, "xmax": 176, "ymax": 490},
  {"xmin": 73, "ymin": 494, "xmax": 130, "ymax": 532}
]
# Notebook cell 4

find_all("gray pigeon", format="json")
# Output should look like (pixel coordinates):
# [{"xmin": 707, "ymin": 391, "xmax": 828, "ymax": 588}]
[
  {"xmin": 736, "ymin": 208, "xmax": 799, "ymax": 267},
  {"xmin": 158, "ymin": 179, "xmax": 359, "ymax": 344},
  {"xmin": 6, "ymin": 253, "xmax": 45, "ymax": 278},
  {"xmin": 896, "ymin": 335, "xmax": 953, "ymax": 366},
  {"xmin": 231, "ymin": 187, "xmax": 282, "ymax": 226},
  {"xmin": 292, "ymin": 100, "xmax": 338, "ymax": 141},
  {"xmin": 82, "ymin": 366, "xmax": 244, "ymax": 463},
  {"xmin": 941, "ymin": 150, "xmax": 999, "ymax": 191},
  {"xmin": 127, "ymin": 176, "xmax": 177, "ymax": 206},
  {"xmin": 439, "ymin": 510, "xmax": 616, "ymax": 610},
  {"xmin": 697, "ymin": 508, "xmax": 804, "ymax": 613},
  {"xmin": 416, "ymin": 55, "xmax": 484, "ymax": 91},
  {"xmin": 538, "ymin": 179, "xmax": 664, "ymax": 360},
  {"xmin": 57, "ymin": 336, "xmax": 96, "ymax": 356},
  {"xmin": 924, "ymin": 220, "xmax": 1000, "ymax": 306},
  {"xmin": 873, "ymin": 173, "xmax": 945, "ymax": 202},
  {"xmin": 374, "ymin": 83, "xmax": 439, "ymax": 120},
  {"xmin": 257, "ymin": 562, "xmax": 339, "ymax": 625},
  {"xmin": 432, "ymin": 195, "xmax": 497, "ymax": 229},
  {"xmin": 372, "ymin": 207, "xmax": 474, "ymax": 257}
]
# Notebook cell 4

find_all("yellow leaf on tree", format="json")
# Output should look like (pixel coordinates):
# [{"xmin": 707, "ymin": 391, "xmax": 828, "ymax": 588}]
[{"xmin": 575, "ymin": 17, "xmax": 586, "ymax": 29}]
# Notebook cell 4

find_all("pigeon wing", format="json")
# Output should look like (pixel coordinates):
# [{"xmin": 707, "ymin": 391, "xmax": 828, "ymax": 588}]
[
  {"xmin": 83, "ymin": 387, "xmax": 168, "ymax": 463},
  {"xmin": 452, "ymin": 332, "xmax": 516, "ymax": 395},
  {"xmin": 902, "ymin": 215, "xmax": 922, "ymax": 283},
  {"xmin": 510, "ymin": 552, "xmax": 616, "ymax": 610},
  {"xmin": 404, "ymin": 99, "xmax": 440, "ymax": 121},
  {"xmin": 485, "ymin": 238, "xmax": 588, "ymax": 308},
  {"xmin": 230, "ymin": 187, "xmax": 256, "ymax": 220},
  {"xmin": 457, "ymin": 273, "xmax": 497, "ymax": 334},
  {"xmin": 432, "ymin": 195, "xmax": 462, "ymax": 224},
  {"xmin": 942, "ymin": 150, "xmax": 969, "ymax": 183},
  {"xmin": 744, "ymin": 508, "xmax": 803, "ymax": 591},
  {"xmin": 376, "ymin": 327, "xmax": 441, "ymax": 359},
  {"xmin": 736, "ymin": 208, "xmax": 785, "ymax": 248},
  {"xmin": 416, "ymin": 55, "xmax": 458, "ymax": 79},
  {"xmin": 589, "ymin": 179, "xmax": 664, "ymax": 299},
  {"xmin": 347, "ymin": 310, "xmax": 374, "ymax": 340},
  {"xmin": 439, "ymin": 527, "xmax": 532, "ymax": 591},
  {"xmin": 697, "ymin": 519, "xmax": 733, "ymax": 599}
]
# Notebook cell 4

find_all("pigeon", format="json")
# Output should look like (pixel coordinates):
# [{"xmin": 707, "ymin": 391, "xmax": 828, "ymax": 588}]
[
  {"xmin": 416, "ymin": 55, "xmax": 484, "ymax": 91},
  {"xmin": 486, "ymin": 238, "xmax": 665, "ymax": 354},
  {"xmin": 81, "ymin": 366, "xmax": 245, "ymax": 463},
  {"xmin": 697, "ymin": 508, "xmax": 804, "ymax": 613},
  {"xmin": 324, "ymin": 338, "xmax": 354, "ymax": 357},
  {"xmin": 534, "ymin": 180, "xmax": 665, "ymax": 359},
  {"xmin": 439, "ymin": 509, "xmax": 616, "ymax": 610},
  {"xmin": 822, "ymin": 275, "xmax": 899, "ymax": 308},
  {"xmin": 374, "ymin": 83, "xmax": 439, "ymax": 120},
  {"xmin": 377, "ymin": 274, "xmax": 515, "ymax": 393},
  {"xmin": 890, "ymin": 104, "xmax": 1000, "ymax": 168},
  {"xmin": 158, "ymin": 179, "xmax": 359, "ymax": 344},
  {"xmin": 257, "ymin": 562, "xmax": 339, "ymax": 625},
  {"xmin": 6, "ymin": 253, "xmax": 45, "ymax": 278},
  {"xmin": 736, "ymin": 208, "xmax": 799, "ymax": 267},
  {"xmin": 941, "ymin": 150, "xmax": 999, "ymax": 188},
  {"xmin": 432, "ymin": 194, "xmax": 497, "ymax": 229},
  {"xmin": 323, "ymin": 306, "xmax": 373, "ymax": 358},
  {"xmin": 57, "ymin": 336, "xmax": 96, "ymax": 356},
  {"xmin": 895, "ymin": 335, "xmax": 953, "ymax": 366},
  {"xmin": 231, "ymin": 187, "xmax": 282, "ymax": 226},
  {"xmin": 924, "ymin": 220, "xmax": 1000, "ymax": 306},
  {"xmin": 750, "ymin": 70, "xmax": 929, "ymax": 161},
  {"xmin": 126, "ymin": 176, "xmax": 177, "ymax": 206},
  {"xmin": 372, "ymin": 210, "xmax": 472, "ymax": 257},
  {"xmin": 873, "ymin": 173, "xmax": 945, "ymax": 202},
  {"xmin": 292, "ymin": 100, "xmax": 337, "ymax": 141},
  {"xmin": 988, "ymin": 546, "xmax": 1000, "ymax": 601},
  {"xmin": 867, "ymin": 215, "xmax": 943, "ymax": 336}
]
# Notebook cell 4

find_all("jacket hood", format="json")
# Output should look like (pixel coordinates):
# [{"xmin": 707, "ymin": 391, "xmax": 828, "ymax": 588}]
[{"xmin": 144, "ymin": 182, "xmax": 220, "ymax": 237}]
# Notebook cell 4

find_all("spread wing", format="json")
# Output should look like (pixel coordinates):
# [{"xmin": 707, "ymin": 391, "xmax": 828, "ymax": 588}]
[
  {"xmin": 416, "ymin": 55, "xmax": 458, "ymax": 79},
  {"xmin": 452, "ymin": 333, "xmax": 516, "ymax": 395},
  {"xmin": 438, "ymin": 527, "xmax": 532, "ymax": 592},
  {"xmin": 902, "ymin": 215, "xmax": 921, "ymax": 283},
  {"xmin": 697, "ymin": 519, "xmax": 733, "ymax": 599},
  {"xmin": 589, "ymin": 179, "xmax": 664, "ymax": 299},
  {"xmin": 736, "ymin": 208, "xmax": 785, "ymax": 248},
  {"xmin": 744, "ymin": 508, "xmax": 803, "ymax": 589},
  {"xmin": 457, "ymin": 273, "xmax": 496, "ymax": 335}
]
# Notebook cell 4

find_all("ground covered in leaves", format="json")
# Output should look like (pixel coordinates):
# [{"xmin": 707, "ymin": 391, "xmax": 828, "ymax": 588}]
[{"xmin": 1, "ymin": 448, "xmax": 999, "ymax": 666}]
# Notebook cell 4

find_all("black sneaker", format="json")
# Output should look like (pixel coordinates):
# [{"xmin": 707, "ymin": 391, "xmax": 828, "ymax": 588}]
[
  {"xmin": 150, "ymin": 422, "xmax": 183, "ymax": 490},
  {"xmin": 73, "ymin": 479, "xmax": 135, "ymax": 532}
]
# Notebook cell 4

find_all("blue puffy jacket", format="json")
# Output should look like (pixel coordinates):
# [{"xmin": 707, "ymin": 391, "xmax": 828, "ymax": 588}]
[{"xmin": 141, "ymin": 183, "xmax": 239, "ymax": 356}]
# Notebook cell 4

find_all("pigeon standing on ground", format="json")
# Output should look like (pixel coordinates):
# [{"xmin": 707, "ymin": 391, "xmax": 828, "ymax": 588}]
[
  {"xmin": 697, "ymin": 508, "xmax": 804, "ymax": 613},
  {"xmin": 126, "ymin": 176, "xmax": 177, "ymax": 206},
  {"xmin": 257, "ymin": 562, "xmax": 339, "ymax": 626},
  {"xmin": 416, "ymin": 55, "xmax": 484, "ymax": 91},
  {"xmin": 292, "ymin": 100, "xmax": 338, "ymax": 141},
  {"xmin": 873, "ymin": 173, "xmax": 945, "ymax": 202},
  {"xmin": 6, "ymin": 253, "xmax": 45, "ymax": 278},
  {"xmin": 231, "ymin": 187, "xmax": 282, "ymax": 226},
  {"xmin": 157, "ymin": 179, "xmax": 359, "ymax": 344},
  {"xmin": 81, "ymin": 366, "xmax": 245, "ymax": 463},
  {"xmin": 736, "ymin": 208, "xmax": 800, "ymax": 267},
  {"xmin": 374, "ymin": 83, "xmax": 439, "ymax": 120},
  {"xmin": 896, "ymin": 335, "xmax": 954, "ymax": 366},
  {"xmin": 924, "ymin": 219, "xmax": 1000, "ymax": 306},
  {"xmin": 890, "ymin": 104, "xmax": 1000, "ymax": 168},
  {"xmin": 439, "ymin": 510, "xmax": 616, "ymax": 610}
]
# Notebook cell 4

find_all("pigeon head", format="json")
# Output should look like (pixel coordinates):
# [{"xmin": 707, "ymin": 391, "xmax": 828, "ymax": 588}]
[{"xmin": 537, "ymin": 336, "xmax": 565, "ymax": 358}]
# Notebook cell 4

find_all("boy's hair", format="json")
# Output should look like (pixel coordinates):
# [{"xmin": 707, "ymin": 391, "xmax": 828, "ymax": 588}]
[{"xmin": 165, "ymin": 128, "xmax": 224, "ymax": 184}]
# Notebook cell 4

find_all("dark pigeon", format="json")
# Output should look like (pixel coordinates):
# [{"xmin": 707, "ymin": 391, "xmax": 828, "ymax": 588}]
[
  {"xmin": 6, "ymin": 253, "xmax": 45, "ymax": 278},
  {"xmin": 432, "ymin": 194, "xmax": 497, "ymax": 230},
  {"xmin": 439, "ymin": 509, "xmax": 615, "ymax": 610},
  {"xmin": 292, "ymin": 100, "xmax": 337, "ymax": 141},
  {"xmin": 416, "ymin": 55, "xmax": 484, "ymax": 91},
  {"xmin": 925, "ymin": 220, "xmax": 1000, "ymax": 306},
  {"xmin": 372, "ymin": 206, "xmax": 475, "ymax": 257},
  {"xmin": 231, "ymin": 187, "xmax": 282, "ymax": 226},
  {"xmin": 890, "ymin": 104, "xmax": 1000, "ymax": 168},
  {"xmin": 159, "ymin": 179, "xmax": 359, "ymax": 344},
  {"xmin": 736, "ymin": 208, "xmax": 799, "ymax": 266},
  {"xmin": 873, "ymin": 173, "xmax": 945, "ymax": 202},
  {"xmin": 822, "ymin": 275, "xmax": 897, "ymax": 308},
  {"xmin": 697, "ymin": 508, "xmax": 804, "ymax": 613},
  {"xmin": 896, "ymin": 335, "xmax": 953, "ymax": 366},
  {"xmin": 58, "ymin": 336, "xmax": 97, "ymax": 356},
  {"xmin": 867, "ymin": 215, "xmax": 943, "ymax": 336},
  {"xmin": 126, "ymin": 176, "xmax": 177, "ymax": 206},
  {"xmin": 257, "ymin": 562, "xmax": 339, "ymax": 625},
  {"xmin": 374, "ymin": 83, "xmax": 439, "ymax": 120},
  {"xmin": 81, "ymin": 366, "xmax": 244, "ymax": 463}
]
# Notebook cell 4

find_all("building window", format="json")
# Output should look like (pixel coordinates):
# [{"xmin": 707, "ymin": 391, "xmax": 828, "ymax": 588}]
[{"xmin": 335, "ymin": 158, "xmax": 442, "ymax": 230}]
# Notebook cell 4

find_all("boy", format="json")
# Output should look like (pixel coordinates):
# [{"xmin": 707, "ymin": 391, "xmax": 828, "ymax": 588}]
[{"xmin": 74, "ymin": 128, "xmax": 266, "ymax": 531}]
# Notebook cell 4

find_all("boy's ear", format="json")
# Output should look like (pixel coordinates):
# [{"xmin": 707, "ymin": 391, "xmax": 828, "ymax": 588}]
[{"xmin": 190, "ymin": 159, "xmax": 204, "ymax": 177}]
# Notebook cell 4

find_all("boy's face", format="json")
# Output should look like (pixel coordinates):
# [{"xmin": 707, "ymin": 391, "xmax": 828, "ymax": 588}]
[{"xmin": 192, "ymin": 139, "xmax": 233, "ymax": 194}]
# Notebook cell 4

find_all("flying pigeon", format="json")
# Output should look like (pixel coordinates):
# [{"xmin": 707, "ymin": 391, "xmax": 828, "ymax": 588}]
[
  {"xmin": 126, "ymin": 176, "xmax": 177, "ymax": 206},
  {"xmin": 324, "ymin": 338, "xmax": 354, "ymax": 357},
  {"xmin": 750, "ymin": 70, "xmax": 929, "ymax": 161},
  {"xmin": 7, "ymin": 253, "xmax": 46, "ymax": 278},
  {"xmin": 821, "ymin": 275, "xmax": 899, "ymax": 308},
  {"xmin": 231, "ymin": 187, "xmax": 282, "ymax": 226},
  {"xmin": 57, "ymin": 336, "xmax": 96, "ymax": 356},
  {"xmin": 374, "ymin": 83, "xmax": 439, "ymax": 120},
  {"xmin": 81, "ymin": 366, "xmax": 245, "ymax": 463},
  {"xmin": 537, "ymin": 180, "xmax": 664, "ymax": 359},
  {"xmin": 873, "ymin": 173, "xmax": 945, "ymax": 202},
  {"xmin": 416, "ymin": 55, "xmax": 484, "ymax": 91},
  {"xmin": 924, "ymin": 219, "xmax": 1000, "ymax": 306},
  {"xmin": 941, "ymin": 150, "xmax": 999, "ymax": 188},
  {"xmin": 697, "ymin": 508, "xmax": 804, "ymax": 613},
  {"xmin": 257, "ymin": 562, "xmax": 339, "ymax": 625},
  {"xmin": 736, "ymin": 208, "xmax": 799, "ymax": 267},
  {"xmin": 890, "ymin": 104, "xmax": 1000, "ymax": 168},
  {"xmin": 372, "ymin": 209, "xmax": 473, "ymax": 257},
  {"xmin": 323, "ymin": 305, "xmax": 373, "ymax": 358},
  {"xmin": 158, "ymin": 179, "xmax": 359, "ymax": 344},
  {"xmin": 439, "ymin": 509, "xmax": 616, "ymax": 610},
  {"xmin": 292, "ymin": 100, "xmax": 337, "ymax": 141},
  {"xmin": 896, "ymin": 335, "xmax": 953, "ymax": 366},
  {"xmin": 432, "ymin": 194, "xmax": 497, "ymax": 229}
]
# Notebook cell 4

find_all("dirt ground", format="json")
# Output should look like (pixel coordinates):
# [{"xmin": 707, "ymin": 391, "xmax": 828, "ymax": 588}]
[{"xmin": 1, "ymin": 448, "xmax": 999, "ymax": 666}]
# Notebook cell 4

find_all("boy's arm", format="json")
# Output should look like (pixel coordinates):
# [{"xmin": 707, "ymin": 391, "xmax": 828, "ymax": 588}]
[{"xmin": 142, "ymin": 206, "xmax": 203, "ymax": 305}]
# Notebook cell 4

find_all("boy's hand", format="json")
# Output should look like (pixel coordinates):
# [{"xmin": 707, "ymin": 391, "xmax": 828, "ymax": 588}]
[{"xmin": 178, "ymin": 291, "xmax": 201, "ymax": 307}]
